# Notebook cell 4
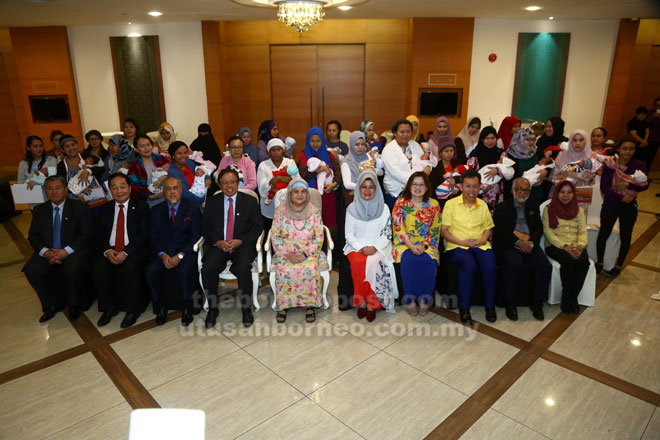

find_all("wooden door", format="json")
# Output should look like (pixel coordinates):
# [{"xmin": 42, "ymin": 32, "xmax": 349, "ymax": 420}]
[{"xmin": 0, "ymin": 54, "xmax": 23, "ymax": 167}]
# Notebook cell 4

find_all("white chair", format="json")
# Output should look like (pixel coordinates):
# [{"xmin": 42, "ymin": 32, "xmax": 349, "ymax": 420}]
[
  {"xmin": 339, "ymin": 129, "xmax": 351, "ymax": 147},
  {"xmin": 380, "ymin": 131, "xmax": 393, "ymax": 144},
  {"xmin": 146, "ymin": 130, "xmax": 178, "ymax": 143},
  {"xmin": 539, "ymin": 200, "xmax": 596, "ymax": 307},
  {"xmin": 129, "ymin": 409, "xmax": 205, "ymax": 440},
  {"xmin": 265, "ymin": 188, "xmax": 332, "ymax": 310},
  {"xmin": 585, "ymin": 175, "xmax": 621, "ymax": 271},
  {"xmin": 193, "ymin": 189, "xmax": 264, "ymax": 311}
]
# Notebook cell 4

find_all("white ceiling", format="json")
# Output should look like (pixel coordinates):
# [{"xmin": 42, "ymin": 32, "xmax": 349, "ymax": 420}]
[{"xmin": 1, "ymin": 0, "xmax": 659, "ymax": 27}]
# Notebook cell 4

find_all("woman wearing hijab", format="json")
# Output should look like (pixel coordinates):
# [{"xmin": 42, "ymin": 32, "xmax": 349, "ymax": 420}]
[
  {"xmin": 406, "ymin": 115, "xmax": 424, "ymax": 143},
  {"xmin": 553, "ymin": 129, "xmax": 597, "ymax": 211},
  {"xmin": 344, "ymin": 169, "xmax": 398, "ymax": 321},
  {"xmin": 298, "ymin": 126, "xmax": 341, "ymax": 230},
  {"xmin": 190, "ymin": 123, "xmax": 221, "ymax": 167},
  {"xmin": 271, "ymin": 179, "xmax": 324, "ymax": 324},
  {"xmin": 238, "ymin": 127, "xmax": 260, "ymax": 167},
  {"xmin": 542, "ymin": 180, "xmax": 589, "ymax": 314},
  {"xmin": 256, "ymin": 120, "xmax": 294, "ymax": 163},
  {"xmin": 341, "ymin": 130, "xmax": 383, "ymax": 205},
  {"xmin": 537, "ymin": 117, "xmax": 568, "ymax": 159},
  {"xmin": 507, "ymin": 127, "xmax": 548, "ymax": 203},
  {"xmin": 359, "ymin": 120, "xmax": 383, "ymax": 151},
  {"xmin": 467, "ymin": 126, "xmax": 508, "ymax": 212},
  {"xmin": 429, "ymin": 117, "xmax": 466, "ymax": 164},
  {"xmin": 454, "ymin": 116, "xmax": 481, "ymax": 160},
  {"xmin": 155, "ymin": 122, "xmax": 176, "ymax": 152},
  {"xmin": 496, "ymin": 116, "xmax": 521, "ymax": 150}
]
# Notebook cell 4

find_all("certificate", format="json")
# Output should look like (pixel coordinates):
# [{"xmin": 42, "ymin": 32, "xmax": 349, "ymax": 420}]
[{"xmin": 11, "ymin": 184, "xmax": 45, "ymax": 204}]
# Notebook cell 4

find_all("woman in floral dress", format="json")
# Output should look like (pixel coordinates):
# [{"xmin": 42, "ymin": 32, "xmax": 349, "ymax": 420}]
[{"xmin": 271, "ymin": 179, "xmax": 324, "ymax": 323}]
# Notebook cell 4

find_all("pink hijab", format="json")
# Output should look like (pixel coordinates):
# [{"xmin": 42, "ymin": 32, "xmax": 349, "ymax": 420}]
[
  {"xmin": 556, "ymin": 129, "xmax": 594, "ymax": 168},
  {"xmin": 430, "ymin": 117, "xmax": 453, "ymax": 159}
]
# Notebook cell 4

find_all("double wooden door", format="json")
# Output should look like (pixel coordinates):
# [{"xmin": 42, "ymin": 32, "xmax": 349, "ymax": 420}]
[{"xmin": 270, "ymin": 44, "xmax": 365, "ymax": 152}]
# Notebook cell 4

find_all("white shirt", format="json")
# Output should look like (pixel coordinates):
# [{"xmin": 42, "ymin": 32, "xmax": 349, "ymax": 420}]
[
  {"xmin": 109, "ymin": 200, "xmax": 130, "ymax": 247},
  {"xmin": 223, "ymin": 193, "xmax": 237, "ymax": 239},
  {"xmin": 340, "ymin": 158, "xmax": 384, "ymax": 191},
  {"xmin": 381, "ymin": 139, "xmax": 424, "ymax": 197}
]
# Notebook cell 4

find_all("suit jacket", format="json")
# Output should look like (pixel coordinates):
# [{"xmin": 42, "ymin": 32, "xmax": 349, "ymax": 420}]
[
  {"xmin": 95, "ymin": 198, "xmax": 151, "ymax": 256},
  {"xmin": 493, "ymin": 197, "xmax": 543, "ymax": 251},
  {"xmin": 203, "ymin": 191, "xmax": 262, "ymax": 247},
  {"xmin": 28, "ymin": 199, "xmax": 94, "ymax": 253},
  {"xmin": 150, "ymin": 199, "xmax": 202, "ymax": 257}
]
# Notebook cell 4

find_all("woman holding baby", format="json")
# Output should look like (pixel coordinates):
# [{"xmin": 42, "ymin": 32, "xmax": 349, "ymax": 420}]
[
  {"xmin": 467, "ymin": 126, "xmax": 508, "ymax": 213},
  {"xmin": 127, "ymin": 135, "xmax": 170, "ymax": 207},
  {"xmin": 341, "ymin": 130, "xmax": 383, "ymax": 206},
  {"xmin": 167, "ymin": 141, "xmax": 209, "ymax": 205}
]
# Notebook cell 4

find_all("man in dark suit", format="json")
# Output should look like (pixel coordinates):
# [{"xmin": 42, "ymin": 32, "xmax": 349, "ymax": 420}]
[
  {"xmin": 146, "ymin": 177, "xmax": 201, "ymax": 326},
  {"xmin": 202, "ymin": 168, "xmax": 262, "ymax": 328},
  {"xmin": 23, "ymin": 176, "xmax": 94, "ymax": 322},
  {"xmin": 92, "ymin": 173, "xmax": 151, "ymax": 328},
  {"xmin": 493, "ymin": 177, "xmax": 552, "ymax": 321}
]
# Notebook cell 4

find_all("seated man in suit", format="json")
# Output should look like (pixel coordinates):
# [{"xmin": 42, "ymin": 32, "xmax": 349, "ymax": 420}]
[
  {"xmin": 146, "ymin": 177, "xmax": 201, "ymax": 327},
  {"xmin": 202, "ymin": 168, "xmax": 262, "ymax": 329},
  {"xmin": 493, "ymin": 177, "xmax": 551, "ymax": 321},
  {"xmin": 23, "ymin": 175, "xmax": 94, "ymax": 322},
  {"xmin": 93, "ymin": 173, "xmax": 151, "ymax": 328}
]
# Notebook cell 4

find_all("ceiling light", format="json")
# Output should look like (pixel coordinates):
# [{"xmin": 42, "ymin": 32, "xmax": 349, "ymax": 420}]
[
  {"xmin": 128, "ymin": 32, "xmax": 142, "ymax": 37},
  {"xmin": 338, "ymin": 5, "xmax": 352, "ymax": 10},
  {"xmin": 276, "ymin": 1, "xmax": 326, "ymax": 35},
  {"xmin": 148, "ymin": 11, "xmax": 163, "ymax": 16},
  {"xmin": 544, "ymin": 397, "xmax": 556, "ymax": 406},
  {"xmin": 128, "ymin": 22, "xmax": 132, "ymax": 24},
  {"xmin": 548, "ymin": 16, "xmax": 554, "ymax": 20},
  {"xmin": 525, "ymin": 6, "xmax": 541, "ymax": 11}
]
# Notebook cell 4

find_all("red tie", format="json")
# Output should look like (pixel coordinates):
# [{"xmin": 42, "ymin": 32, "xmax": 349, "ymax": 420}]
[
  {"xmin": 115, "ymin": 204, "xmax": 125, "ymax": 252},
  {"xmin": 170, "ymin": 206, "xmax": 176, "ymax": 224},
  {"xmin": 226, "ymin": 198, "xmax": 234, "ymax": 241}
]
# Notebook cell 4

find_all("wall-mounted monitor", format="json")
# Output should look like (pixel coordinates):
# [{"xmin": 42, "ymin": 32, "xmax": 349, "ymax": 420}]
[
  {"xmin": 418, "ymin": 88, "xmax": 462, "ymax": 117},
  {"xmin": 29, "ymin": 95, "xmax": 72, "ymax": 123}
]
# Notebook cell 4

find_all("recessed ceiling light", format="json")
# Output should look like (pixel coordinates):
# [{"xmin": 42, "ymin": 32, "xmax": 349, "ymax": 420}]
[
  {"xmin": 128, "ymin": 32, "xmax": 142, "ymax": 37},
  {"xmin": 548, "ymin": 16, "xmax": 554, "ymax": 20},
  {"xmin": 338, "ymin": 5, "xmax": 352, "ymax": 10},
  {"xmin": 525, "ymin": 6, "xmax": 541, "ymax": 11},
  {"xmin": 148, "ymin": 11, "xmax": 162, "ymax": 16}
]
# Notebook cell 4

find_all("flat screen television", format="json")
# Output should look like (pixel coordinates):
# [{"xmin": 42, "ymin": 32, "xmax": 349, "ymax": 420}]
[
  {"xmin": 29, "ymin": 95, "xmax": 72, "ymax": 123},
  {"xmin": 418, "ymin": 88, "xmax": 462, "ymax": 117}
]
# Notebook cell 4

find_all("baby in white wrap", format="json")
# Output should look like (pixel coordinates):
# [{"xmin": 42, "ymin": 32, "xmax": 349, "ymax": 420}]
[{"xmin": 306, "ymin": 157, "xmax": 334, "ymax": 192}]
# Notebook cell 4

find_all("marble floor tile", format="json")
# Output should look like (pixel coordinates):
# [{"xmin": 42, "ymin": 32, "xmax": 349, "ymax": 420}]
[
  {"xmin": 385, "ymin": 315, "xmax": 519, "ymax": 395},
  {"xmin": 151, "ymin": 350, "xmax": 304, "ymax": 440},
  {"xmin": 237, "ymin": 397, "xmax": 362, "ymax": 439},
  {"xmin": 637, "ymin": 181, "xmax": 660, "ymax": 213},
  {"xmin": 633, "ymin": 231, "xmax": 660, "ymax": 268},
  {"xmin": 10, "ymin": 210, "xmax": 32, "ymax": 238},
  {"xmin": 310, "ymin": 351, "xmax": 468, "ymax": 439},
  {"xmin": 469, "ymin": 303, "xmax": 562, "ymax": 341},
  {"xmin": 0, "ymin": 353, "xmax": 126, "ymax": 440},
  {"xmin": 0, "ymin": 224, "xmax": 24, "ymax": 264},
  {"xmin": 459, "ymin": 409, "xmax": 549, "ymax": 440},
  {"xmin": 632, "ymin": 211, "xmax": 658, "ymax": 243},
  {"xmin": 492, "ymin": 358, "xmax": 656, "ymax": 440},
  {"xmin": 0, "ymin": 265, "xmax": 84, "ymax": 373},
  {"xmin": 641, "ymin": 407, "xmax": 660, "ymax": 440},
  {"xmin": 245, "ymin": 318, "xmax": 379, "ymax": 395},
  {"xmin": 44, "ymin": 402, "xmax": 132, "ymax": 440},
  {"xmin": 111, "ymin": 316, "xmax": 239, "ymax": 390}
]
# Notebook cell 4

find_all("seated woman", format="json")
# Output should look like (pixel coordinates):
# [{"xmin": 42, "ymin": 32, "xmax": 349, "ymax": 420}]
[
  {"xmin": 17, "ymin": 135, "xmax": 58, "ymax": 209},
  {"xmin": 596, "ymin": 137, "xmax": 648, "ymax": 277},
  {"xmin": 168, "ymin": 141, "xmax": 210, "ymax": 205},
  {"xmin": 344, "ymin": 169, "xmax": 398, "ymax": 321},
  {"xmin": 392, "ymin": 172, "xmax": 442, "ymax": 316},
  {"xmin": 84, "ymin": 129, "xmax": 109, "ymax": 162},
  {"xmin": 101, "ymin": 134, "xmax": 134, "ymax": 182},
  {"xmin": 271, "ymin": 179, "xmax": 324, "ymax": 324},
  {"xmin": 257, "ymin": 138, "xmax": 297, "ymax": 234},
  {"xmin": 56, "ymin": 134, "xmax": 103, "ymax": 201},
  {"xmin": 542, "ymin": 180, "xmax": 590, "ymax": 314},
  {"xmin": 217, "ymin": 135, "xmax": 257, "ymax": 191},
  {"xmin": 341, "ymin": 131, "xmax": 383, "ymax": 206},
  {"xmin": 127, "ymin": 135, "xmax": 170, "ymax": 207}
]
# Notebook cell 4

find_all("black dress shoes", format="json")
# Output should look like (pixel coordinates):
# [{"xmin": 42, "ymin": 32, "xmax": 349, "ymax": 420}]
[
  {"xmin": 205, "ymin": 309, "xmax": 218, "ymax": 328},
  {"xmin": 68, "ymin": 306, "xmax": 81, "ymax": 321},
  {"xmin": 242, "ymin": 308, "xmax": 254, "ymax": 328},
  {"xmin": 181, "ymin": 309, "xmax": 193, "ymax": 327},
  {"xmin": 571, "ymin": 304, "xmax": 580, "ymax": 314},
  {"xmin": 459, "ymin": 308, "xmax": 473, "ymax": 326},
  {"xmin": 531, "ymin": 304, "xmax": 544, "ymax": 321},
  {"xmin": 155, "ymin": 308, "xmax": 167, "ymax": 326},
  {"xmin": 39, "ymin": 306, "xmax": 58, "ymax": 323},
  {"xmin": 485, "ymin": 307, "xmax": 497, "ymax": 323},
  {"xmin": 97, "ymin": 310, "xmax": 118, "ymax": 327},
  {"xmin": 120, "ymin": 312, "xmax": 139, "ymax": 328},
  {"xmin": 505, "ymin": 304, "xmax": 518, "ymax": 321}
]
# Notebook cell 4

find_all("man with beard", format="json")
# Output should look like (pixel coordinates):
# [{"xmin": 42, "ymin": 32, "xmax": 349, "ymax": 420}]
[{"xmin": 493, "ymin": 177, "xmax": 551, "ymax": 321}]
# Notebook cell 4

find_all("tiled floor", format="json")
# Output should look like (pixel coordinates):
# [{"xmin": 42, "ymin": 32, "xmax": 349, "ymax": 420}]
[{"xmin": 0, "ymin": 179, "xmax": 659, "ymax": 440}]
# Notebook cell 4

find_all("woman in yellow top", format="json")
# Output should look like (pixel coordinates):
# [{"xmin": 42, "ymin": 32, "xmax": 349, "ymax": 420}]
[
  {"xmin": 542, "ymin": 180, "xmax": 589, "ymax": 314},
  {"xmin": 392, "ymin": 172, "xmax": 442, "ymax": 316}
]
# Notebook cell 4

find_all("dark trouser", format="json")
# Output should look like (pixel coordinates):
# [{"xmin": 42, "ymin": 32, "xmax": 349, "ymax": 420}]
[
  {"xmin": 201, "ymin": 245, "xmax": 256, "ymax": 311},
  {"xmin": 446, "ymin": 247, "xmax": 497, "ymax": 310},
  {"xmin": 145, "ymin": 254, "xmax": 197, "ymax": 307},
  {"xmin": 336, "ymin": 253, "xmax": 354, "ymax": 310},
  {"xmin": 544, "ymin": 246, "xmax": 590, "ymax": 307},
  {"xmin": 597, "ymin": 201, "xmax": 638, "ymax": 267},
  {"xmin": 93, "ymin": 252, "xmax": 147, "ymax": 313},
  {"xmin": 645, "ymin": 141, "xmax": 659, "ymax": 171},
  {"xmin": 23, "ymin": 251, "xmax": 89, "ymax": 310},
  {"xmin": 384, "ymin": 193, "xmax": 398, "ymax": 212},
  {"xmin": 498, "ymin": 246, "xmax": 551, "ymax": 305}
]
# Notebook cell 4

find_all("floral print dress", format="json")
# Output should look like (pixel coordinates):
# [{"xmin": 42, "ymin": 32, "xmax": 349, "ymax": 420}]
[
  {"xmin": 392, "ymin": 198, "xmax": 442, "ymax": 263},
  {"xmin": 271, "ymin": 210, "xmax": 325, "ymax": 311}
]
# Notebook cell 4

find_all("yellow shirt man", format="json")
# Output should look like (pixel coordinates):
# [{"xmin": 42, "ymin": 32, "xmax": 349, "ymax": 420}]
[{"xmin": 442, "ymin": 195, "xmax": 494, "ymax": 251}]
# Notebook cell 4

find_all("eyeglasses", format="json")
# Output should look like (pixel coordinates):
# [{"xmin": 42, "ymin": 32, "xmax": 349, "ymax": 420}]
[{"xmin": 514, "ymin": 187, "xmax": 531, "ymax": 193}]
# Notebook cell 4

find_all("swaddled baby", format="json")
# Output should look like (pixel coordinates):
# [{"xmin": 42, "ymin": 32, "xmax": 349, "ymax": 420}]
[
  {"xmin": 478, "ymin": 156, "xmax": 516, "ymax": 185},
  {"xmin": 306, "ymin": 157, "xmax": 334, "ymax": 193}
]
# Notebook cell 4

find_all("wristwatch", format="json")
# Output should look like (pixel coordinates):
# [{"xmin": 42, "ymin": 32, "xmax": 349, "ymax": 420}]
[{"xmin": 177, "ymin": 253, "xmax": 184, "ymax": 260}]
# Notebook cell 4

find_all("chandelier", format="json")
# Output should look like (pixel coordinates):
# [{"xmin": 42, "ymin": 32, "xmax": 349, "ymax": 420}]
[{"xmin": 275, "ymin": 1, "xmax": 327, "ymax": 34}]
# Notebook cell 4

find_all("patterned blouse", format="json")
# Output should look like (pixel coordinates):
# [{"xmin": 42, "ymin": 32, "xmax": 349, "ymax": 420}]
[{"xmin": 392, "ymin": 197, "xmax": 442, "ymax": 263}]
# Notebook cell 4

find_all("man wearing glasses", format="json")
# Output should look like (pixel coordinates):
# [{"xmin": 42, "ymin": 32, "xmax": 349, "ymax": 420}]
[{"xmin": 493, "ymin": 177, "xmax": 551, "ymax": 321}]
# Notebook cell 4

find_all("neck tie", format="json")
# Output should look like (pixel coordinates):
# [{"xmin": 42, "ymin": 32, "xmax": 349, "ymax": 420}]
[
  {"xmin": 115, "ymin": 204, "xmax": 125, "ymax": 252},
  {"xmin": 53, "ymin": 206, "xmax": 62, "ymax": 249},
  {"xmin": 170, "ymin": 206, "xmax": 176, "ymax": 224},
  {"xmin": 226, "ymin": 198, "xmax": 234, "ymax": 241}
]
